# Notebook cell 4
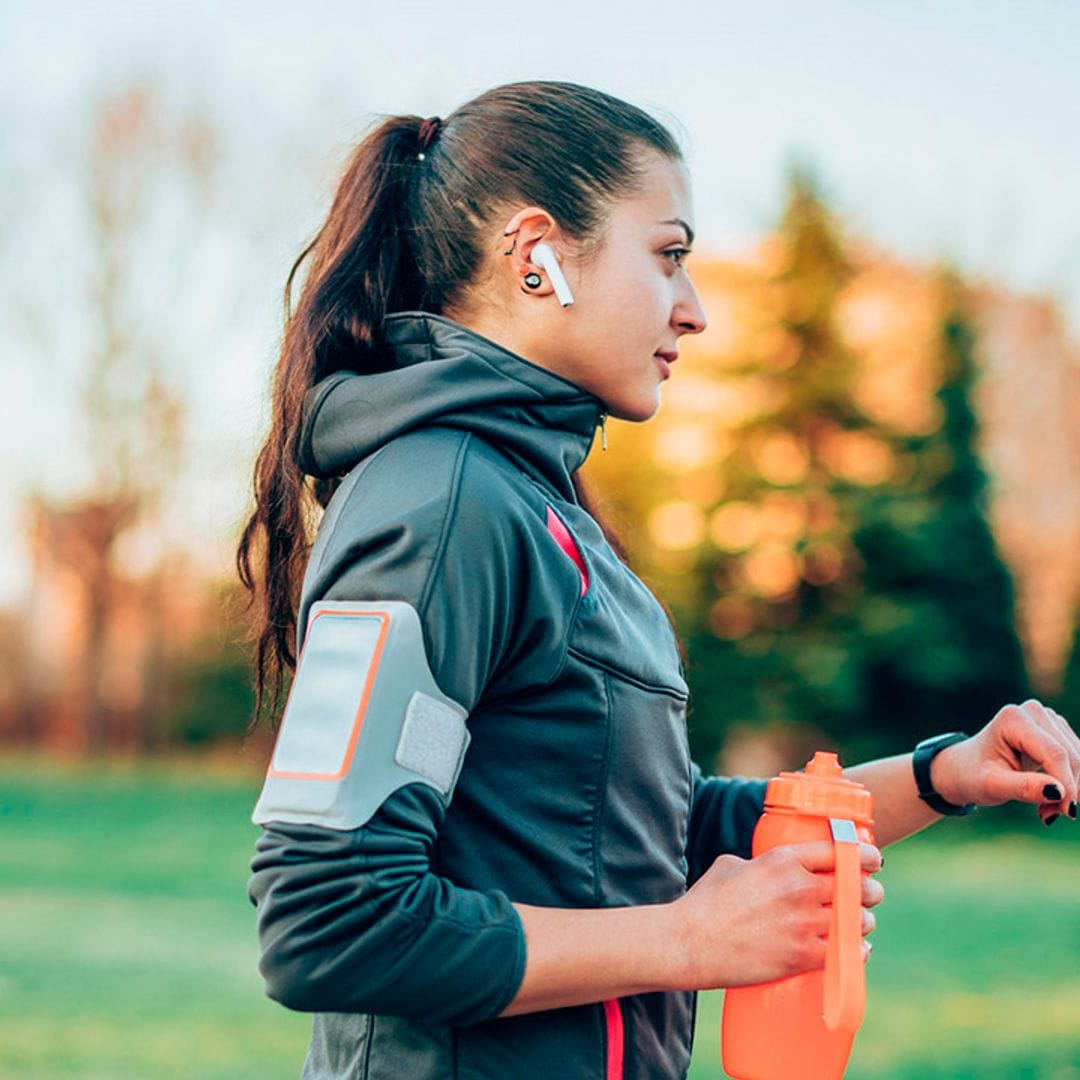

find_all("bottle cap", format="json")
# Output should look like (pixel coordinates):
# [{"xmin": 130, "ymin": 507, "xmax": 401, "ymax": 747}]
[{"xmin": 765, "ymin": 751, "xmax": 874, "ymax": 822}]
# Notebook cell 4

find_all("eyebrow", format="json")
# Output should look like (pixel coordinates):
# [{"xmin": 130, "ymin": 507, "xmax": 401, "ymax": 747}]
[{"xmin": 658, "ymin": 218, "xmax": 695, "ymax": 246}]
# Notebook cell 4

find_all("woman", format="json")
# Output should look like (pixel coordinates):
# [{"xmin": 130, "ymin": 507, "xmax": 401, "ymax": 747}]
[{"xmin": 238, "ymin": 80, "xmax": 1079, "ymax": 1079}]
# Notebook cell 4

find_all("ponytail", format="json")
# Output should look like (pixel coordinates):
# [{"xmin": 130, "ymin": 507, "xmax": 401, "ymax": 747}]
[{"xmin": 236, "ymin": 116, "xmax": 429, "ymax": 723}]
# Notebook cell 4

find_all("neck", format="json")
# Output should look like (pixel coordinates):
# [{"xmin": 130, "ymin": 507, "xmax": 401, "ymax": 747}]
[{"xmin": 442, "ymin": 305, "xmax": 583, "ymax": 392}]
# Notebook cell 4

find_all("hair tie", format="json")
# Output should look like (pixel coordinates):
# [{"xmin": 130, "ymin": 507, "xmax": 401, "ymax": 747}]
[{"xmin": 416, "ymin": 116, "xmax": 443, "ymax": 159}]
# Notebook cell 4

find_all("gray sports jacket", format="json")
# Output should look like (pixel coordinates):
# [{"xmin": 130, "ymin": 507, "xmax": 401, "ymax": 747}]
[{"xmin": 248, "ymin": 311, "xmax": 768, "ymax": 1079}]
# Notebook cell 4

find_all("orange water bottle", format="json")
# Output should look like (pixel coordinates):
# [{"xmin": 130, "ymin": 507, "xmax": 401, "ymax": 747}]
[{"xmin": 721, "ymin": 751, "xmax": 875, "ymax": 1080}]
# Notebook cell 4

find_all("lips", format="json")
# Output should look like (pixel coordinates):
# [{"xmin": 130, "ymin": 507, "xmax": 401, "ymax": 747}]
[{"xmin": 654, "ymin": 351, "xmax": 678, "ymax": 363}]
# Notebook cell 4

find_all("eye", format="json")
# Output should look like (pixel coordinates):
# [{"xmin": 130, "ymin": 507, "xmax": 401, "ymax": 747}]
[{"xmin": 662, "ymin": 247, "xmax": 692, "ymax": 267}]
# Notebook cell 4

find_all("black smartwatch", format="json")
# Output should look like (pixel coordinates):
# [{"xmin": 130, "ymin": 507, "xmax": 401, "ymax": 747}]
[{"xmin": 913, "ymin": 732, "xmax": 978, "ymax": 816}]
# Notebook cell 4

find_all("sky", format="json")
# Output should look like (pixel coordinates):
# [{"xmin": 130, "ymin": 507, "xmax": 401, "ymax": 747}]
[{"xmin": 2, "ymin": 0, "xmax": 1079, "ymax": 606}]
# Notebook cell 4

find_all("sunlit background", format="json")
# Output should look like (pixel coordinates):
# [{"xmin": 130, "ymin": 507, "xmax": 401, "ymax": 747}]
[{"xmin": 2, "ymin": 2, "xmax": 1078, "ymax": 1077}]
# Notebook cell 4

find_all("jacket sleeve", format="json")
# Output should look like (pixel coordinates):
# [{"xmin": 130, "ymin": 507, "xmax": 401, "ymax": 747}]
[
  {"xmin": 686, "ymin": 761, "xmax": 768, "ymax": 882},
  {"xmin": 249, "ymin": 788, "xmax": 526, "ymax": 1023},
  {"xmin": 247, "ymin": 435, "xmax": 556, "ymax": 1024}
]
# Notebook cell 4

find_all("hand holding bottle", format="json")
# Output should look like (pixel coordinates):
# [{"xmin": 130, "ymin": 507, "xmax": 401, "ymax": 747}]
[{"xmin": 670, "ymin": 839, "xmax": 883, "ymax": 991}]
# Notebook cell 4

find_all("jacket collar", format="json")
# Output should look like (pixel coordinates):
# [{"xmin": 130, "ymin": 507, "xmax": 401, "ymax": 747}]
[{"xmin": 298, "ymin": 311, "xmax": 605, "ymax": 503}]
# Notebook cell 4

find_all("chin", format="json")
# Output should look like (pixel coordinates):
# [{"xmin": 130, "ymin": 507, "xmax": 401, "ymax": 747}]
[{"xmin": 608, "ymin": 398, "xmax": 661, "ymax": 424}]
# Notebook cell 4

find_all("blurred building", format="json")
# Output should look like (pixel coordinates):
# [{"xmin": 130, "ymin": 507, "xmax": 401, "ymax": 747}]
[{"xmin": 968, "ymin": 290, "xmax": 1080, "ymax": 694}]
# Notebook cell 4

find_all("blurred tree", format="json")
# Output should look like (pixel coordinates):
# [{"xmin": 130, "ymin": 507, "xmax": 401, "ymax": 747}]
[
  {"xmin": 166, "ymin": 598, "xmax": 258, "ymax": 747},
  {"xmin": 683, "ymin": 162, "xmax": 876, "ymax": 765},
  {"xmin": 25, "ymin": 493, "xmax": 139, "ymax": 751},
  {"xmin": 851, "ymin": 270, "xmax": 1030, "ymax": 755},
  {"xmin": 1053, "ymin": 613, "xmax": 1080, "ymax": 725},
  {"xmin": 20, "ymin": 84, "xmax": 217, "ymax": 753}
]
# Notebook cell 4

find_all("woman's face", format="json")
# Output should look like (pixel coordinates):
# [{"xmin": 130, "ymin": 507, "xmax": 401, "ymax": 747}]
[{"xmin": 520, "ymin": 152, "xmax": 708, "ymax": 422}]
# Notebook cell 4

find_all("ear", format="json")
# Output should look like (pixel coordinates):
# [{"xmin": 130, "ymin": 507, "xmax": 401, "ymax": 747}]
[{"xmin": 499, "ymin": 208, "xmax": 564, "ymax": 300}]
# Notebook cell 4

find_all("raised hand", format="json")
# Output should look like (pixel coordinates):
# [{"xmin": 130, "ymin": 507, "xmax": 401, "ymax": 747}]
[{"xmin": 929, "ymin": 700, "xmax": 1080, "ymax": 824}]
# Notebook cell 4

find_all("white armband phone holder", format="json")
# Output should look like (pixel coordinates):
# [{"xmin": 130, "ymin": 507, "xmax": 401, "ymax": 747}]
[{"xmin": 252, "ymin": 601, "xmax": 470, "ymax": 831}]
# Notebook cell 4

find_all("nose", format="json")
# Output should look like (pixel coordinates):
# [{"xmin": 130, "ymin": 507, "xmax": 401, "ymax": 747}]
[{"xmin": 672, "ymin": 276, "xmax": 707, "ymax": 336}]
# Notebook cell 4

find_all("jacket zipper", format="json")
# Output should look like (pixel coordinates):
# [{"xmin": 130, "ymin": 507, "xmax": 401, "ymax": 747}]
[
  {"xmin": 598, "ymin": 411, "xmax": 608, "ymax": 451},
  {"xmin": 603, "ymin": 997, "xmax": 624, "ymax": 1079}
]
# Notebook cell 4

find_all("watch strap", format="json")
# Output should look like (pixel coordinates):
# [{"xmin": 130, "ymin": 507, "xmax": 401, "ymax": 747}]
[{"xmin": 913, "ymin": 732, "xmax": 977, "ymax": 816}]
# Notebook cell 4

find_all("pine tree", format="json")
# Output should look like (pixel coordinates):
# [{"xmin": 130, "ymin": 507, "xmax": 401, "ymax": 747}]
[
  {"xmin": 687, "ymin": 162, "xmax": 879, "ymax": 765},
  {"xmin": 850, "ymin": 270, "xmax": 1030, "ymax": 755}
]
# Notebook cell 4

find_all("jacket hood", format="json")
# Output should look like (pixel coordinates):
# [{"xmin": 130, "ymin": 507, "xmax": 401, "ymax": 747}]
[{"xmin": 298, "ymin": 311, "xmax": 605, "ymax": 502}]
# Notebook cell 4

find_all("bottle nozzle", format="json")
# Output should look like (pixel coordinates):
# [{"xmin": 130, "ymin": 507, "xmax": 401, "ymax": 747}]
[
  {"xmin": 765, "ymin": 749, "xmax": 873, "ymax": 820},
  {"xmin": 806, "ymin": 751, "xmax": 843, "ymax": 777}
]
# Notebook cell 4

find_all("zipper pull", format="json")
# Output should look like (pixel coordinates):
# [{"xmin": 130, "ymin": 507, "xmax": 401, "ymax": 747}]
[{"xmin": 599, "ymin": 410, "xmax": 608, "ymax": 451}]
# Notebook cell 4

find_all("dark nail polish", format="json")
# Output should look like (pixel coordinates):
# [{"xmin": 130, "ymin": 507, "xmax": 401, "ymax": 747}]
[
  {"xmin": 1043, "ymin": 783, "xmax": 1063, "ymax": 801},
  {"xmin": 1044, "ymin": 813, "xmax": 1060, "ymax": 827},
  {"xmin": 1068, "ymin": 802, "xmax": 1077, "ymax": 820}
]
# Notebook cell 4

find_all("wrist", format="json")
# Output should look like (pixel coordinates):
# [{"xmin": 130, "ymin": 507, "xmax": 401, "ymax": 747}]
[
  {"xmin": 662, "ymin": 896, "xmax": 703, "ymax": 992},
  {"xmin": 929, "ymin": 742, "xmax": 967, "ymax": 806},
  {"xmin": 913, "ymin": 732, "xmax": 977, "ymax": 816}
]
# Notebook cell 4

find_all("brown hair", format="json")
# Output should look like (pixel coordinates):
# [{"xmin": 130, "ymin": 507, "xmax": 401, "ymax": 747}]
[{"xmin": 236, "ymin": 80, "xmax": 684, "ymax": 724}]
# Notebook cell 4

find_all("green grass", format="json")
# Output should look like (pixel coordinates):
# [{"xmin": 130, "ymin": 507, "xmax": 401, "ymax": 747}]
[
  {"xmin": 1, "ymin": 756, "xmax": 1077, "ymax": 1078},
  {"xmin": 0, "ymin": 755, "xmax": 310, "ymax": 1080}
]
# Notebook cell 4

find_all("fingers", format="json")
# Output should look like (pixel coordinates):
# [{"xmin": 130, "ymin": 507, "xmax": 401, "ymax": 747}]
[
  {"xmin": 817, "ymin": 905, "xmax": 877, "ymax": 940},
  {"xmin": 995, "ymin": 768, "xmax": 1070, "ymax": 810},
  {"xmin": 1045, "ymin": 706, "xmax": 1080, "ymax": 820},
  {"xmin": 787, "ymin": 840, "xmax": 882, "ymax": 875},
  {"xmin": 990, "ymin": 701, "xmax": 1078, "ymax": 814},
  {"xmin": 858, "ymin": 841, "xmax": 884, "ymax": 874},
  {"xmin": 1021, "ymin": 701, "xmax": 1079, "ymax": 813},
  {"xmin": 861, "ymin": 873, "xmax": 886, "ymax": 908}
]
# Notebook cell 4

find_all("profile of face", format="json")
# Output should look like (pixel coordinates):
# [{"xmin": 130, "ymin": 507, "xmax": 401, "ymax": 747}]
[{"xmin": 475, "ymin": 150, "xmax": 709, "ymax": 422}]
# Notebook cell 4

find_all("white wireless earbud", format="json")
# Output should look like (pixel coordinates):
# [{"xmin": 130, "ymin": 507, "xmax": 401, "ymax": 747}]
[{"xmin": 531, "ymin": 243, "xmax": 575, "ymax": 308}]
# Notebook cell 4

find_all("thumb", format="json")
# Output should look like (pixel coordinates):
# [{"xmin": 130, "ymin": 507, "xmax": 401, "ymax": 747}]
[{"xmin": 982, "ymin": 764, "xmax": 1067, "ymax": 806}]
